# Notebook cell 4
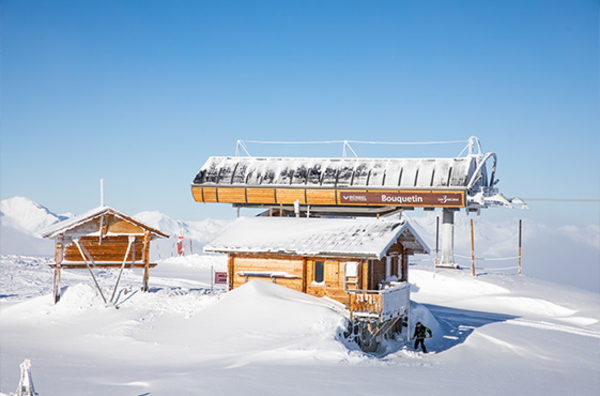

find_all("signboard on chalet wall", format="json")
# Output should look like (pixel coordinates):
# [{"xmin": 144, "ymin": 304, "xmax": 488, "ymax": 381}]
[
  {"xmin": 214, "ymin": 272, "xmax": 228, "ymax": 284},
  {"xmin": 338, "ymin": 190, "xmax": 465, "ymax": 208}
]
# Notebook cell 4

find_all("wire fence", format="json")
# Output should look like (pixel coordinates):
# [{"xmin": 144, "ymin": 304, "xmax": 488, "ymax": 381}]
[{"xmin": 409, "ymin": 255, "xmax": 521, "ymax": 275}]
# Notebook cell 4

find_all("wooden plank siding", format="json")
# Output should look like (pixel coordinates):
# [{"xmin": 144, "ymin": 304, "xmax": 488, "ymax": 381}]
[
  {"xmin": 231, "ymin": 254, "xmax": 304, "ymax": 292},
  {"xmin": 202, "ymin": 187, "xmax": 218, "ymax": 202},
  {"xmin": 191, "ymin": 185, "xmax": 465, "ymax": 208},
  {"xmin": 275, "ymin": 189, "xmax": 306, "ymax": 204},
  {"xmin": 191, "ymin": 185, "xmax": 204, "ymax": 202},
  {"xmin": 62, "ymin": 236, "xmax": 148, "ymax": 264},
  {"xmin": 246, "ymin": 188, "xmax": 276, "ymax": 204},
  {"xmin": 216, "ymin": 187, "xmax": 247, "ymax": 203},
  {"xmin": 226, "ymin": 253, "xmax": 412, "ymax": 308},
  {"xmin": 306, "ymin": 189, "xmax": 337, "ymax": 205}
]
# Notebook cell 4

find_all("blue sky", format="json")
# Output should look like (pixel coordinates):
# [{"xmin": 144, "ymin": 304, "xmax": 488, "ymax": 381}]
[{"xmin": 1, "ymin": 0, "xmax": 598, "ymax": 227}]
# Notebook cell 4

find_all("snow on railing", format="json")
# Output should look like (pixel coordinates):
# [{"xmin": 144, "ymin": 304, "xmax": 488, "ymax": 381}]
[{"xmin": 349, "ymin": 282, "xmax": 410, "ymax": 322}]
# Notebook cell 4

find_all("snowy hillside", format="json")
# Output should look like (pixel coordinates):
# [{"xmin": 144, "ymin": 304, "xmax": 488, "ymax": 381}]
[
  {"xmin": 0, "ymin": 255, "xmax": 598, "ymax": 395},
  {"xmin": 0, "ymin": 197, "xmax": 72, "ymax": 236}
]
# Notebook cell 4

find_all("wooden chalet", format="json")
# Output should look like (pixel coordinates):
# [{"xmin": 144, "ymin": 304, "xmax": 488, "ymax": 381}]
[
  {"xmin": 204, "ymin": 216, "xmax": 429, "ymax": 351},
  {"xmin": 41, "ymin": 206, "xmax": 168, "ymax": 304}
]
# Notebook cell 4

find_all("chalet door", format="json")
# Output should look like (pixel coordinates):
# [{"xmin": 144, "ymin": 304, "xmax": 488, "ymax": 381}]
[{"xmin": 324, "ymin": 261, "xmax": 341, "ymax": 287}]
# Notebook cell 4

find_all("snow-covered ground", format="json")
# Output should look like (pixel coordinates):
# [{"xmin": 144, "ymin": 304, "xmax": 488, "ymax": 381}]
[
  {"xmin": 1, "ymin": 196, "xmax": 599, "ymax": 395},
  {"xmin": 1, "ymin": 254, "xmax": 599, "ymax": 395}
]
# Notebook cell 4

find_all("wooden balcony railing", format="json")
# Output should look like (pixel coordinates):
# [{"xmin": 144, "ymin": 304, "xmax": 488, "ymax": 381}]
[{"xmin": 348, "ymin": 282, "xmax": 410, "ymax": 322}]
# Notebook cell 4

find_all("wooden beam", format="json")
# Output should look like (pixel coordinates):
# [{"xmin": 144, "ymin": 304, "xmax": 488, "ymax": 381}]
[
  {"xmin": 73, "ymin": 239, "xmax": 108, "ymax": 304},
  {"xmin": 142, "ymin": 233, "xmax": 151, "ymax": 291},
  {"xmin": 227, "ymin": 254, "xmax": 235, "ymax": 291},
  {"xmin": 302, "ymin": 257, "xmax": 308, "ymax": 293},
  {"xmin": 112, "ymin": 235, "xmax": 136, "ymax": 302}
]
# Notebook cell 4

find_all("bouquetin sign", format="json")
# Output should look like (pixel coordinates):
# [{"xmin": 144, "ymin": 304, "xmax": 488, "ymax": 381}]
[{"xmin": 338, "ymin": 191, "xmax": 465, "ymax": 208}]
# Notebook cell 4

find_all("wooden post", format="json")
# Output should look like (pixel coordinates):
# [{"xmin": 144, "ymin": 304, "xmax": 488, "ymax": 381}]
[
  {"xmin": 279, "ymin": 203, "xmax": 283, "ymax": 217},
  {"xmin": 189, "ymin": 238, "xmax": 193, "ymax": 254},
  {"xmin": 302, "ymin": 257, "xmax": 308, "ymax": 293},
  {"xmin": 518, "ymin": 219, "xmax": 522, "ymax": 275},
  {"xmin": 142, "ymin": 232, "xmax": 151, "ymax": 292},
  {"xmin": 53, "ymin": 264, "xmax": 61, "ymax": 304},
  {"xmin": 227, "ymin": 254, "xmax": 235, "ymax": 291},
  {"xmin": 53, "ymin": 238, "xmax": 64, "ymax": 304},
  {"xmin": 402, "ymin": 247, "xmax": 408, "ymax": 282},
  {"xmin": 470, "ymin": 218, "xmax": 475, "ymax": 277}
]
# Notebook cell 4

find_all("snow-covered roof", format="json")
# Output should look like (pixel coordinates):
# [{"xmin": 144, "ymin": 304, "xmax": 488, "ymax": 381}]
[
  {"xmin": 204, "ymin": 217, "xmax": 429, "ymax": 259},
  {"xmin": 40, "ymin": 206, "xmax": 169, "ymax": 239},
  {"xmin": 193, "ymin": 156, "xmax": 477, "ymax": 189}
]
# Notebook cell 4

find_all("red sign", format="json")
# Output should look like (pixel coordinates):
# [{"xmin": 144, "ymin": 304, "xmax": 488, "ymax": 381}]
[
  {"xmin": 339, "ymin": 191, "xmax": 464, "ymax": 207},
  {"xmin": 214, "ymin": 272, "xmax": 228, "ymax": 284},
  {"xmin": 177, "ymin": 236, "xmax": 185, "ymax": 255}
]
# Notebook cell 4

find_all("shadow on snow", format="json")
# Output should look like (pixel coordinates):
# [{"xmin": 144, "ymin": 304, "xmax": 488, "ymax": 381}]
[{"xmin": 424, "ymin": 303, "xmax": 518, "ymax": 354}]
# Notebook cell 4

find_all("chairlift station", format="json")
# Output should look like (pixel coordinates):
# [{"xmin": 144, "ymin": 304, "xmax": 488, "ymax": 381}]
[
  {"xmin": 191, "ymin": 137, "xmax": 525, "ymax": 351},
  {"xmin": 191, "ymin": 137, "xmax": 526, "ymax": 268}
]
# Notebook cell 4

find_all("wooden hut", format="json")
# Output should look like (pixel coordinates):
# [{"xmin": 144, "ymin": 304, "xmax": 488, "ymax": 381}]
[
  {"xmin": 41, "ymin": 206, "xmax": 168, "ymax": 304},
  {"xmin": 204, "ymin": 216, "xmax": 429, "ymax": 350}
]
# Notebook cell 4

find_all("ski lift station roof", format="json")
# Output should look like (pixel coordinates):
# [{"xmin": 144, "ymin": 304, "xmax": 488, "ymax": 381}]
[{"xmin": 191, "ymin": 137, "xmax": 526, "ymax": 214}]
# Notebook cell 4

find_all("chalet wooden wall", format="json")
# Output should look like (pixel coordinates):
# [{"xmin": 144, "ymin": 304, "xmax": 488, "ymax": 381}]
[
  {"xmin": 305, "ymin": 259, "xmax": 352, "ymax": 305},
  {"xmin": 230, "ymin": 254, "xmax": 365, "ymax": 306},
  {"xmin": 231, "ymin": 253, "xmax": 304, "ymax": 292},
  {"xmin": 228, "ymin": 250, "xmax": 410, "ymax": 308},
  {"xmin": 61, "ymin": 236, "xmax": 148, "ymax": 264}
]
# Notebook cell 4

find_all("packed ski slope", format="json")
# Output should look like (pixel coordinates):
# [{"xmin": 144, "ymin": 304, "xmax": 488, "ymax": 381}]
[{"xmin": 1, "ymin": 254, "xmax": 599, "ymax": 396}]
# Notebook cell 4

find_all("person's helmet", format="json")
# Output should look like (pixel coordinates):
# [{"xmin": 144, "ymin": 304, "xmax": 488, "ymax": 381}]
[{"xmin": 416, "ymin": 322, "xmax": 422, "ymax": 326}]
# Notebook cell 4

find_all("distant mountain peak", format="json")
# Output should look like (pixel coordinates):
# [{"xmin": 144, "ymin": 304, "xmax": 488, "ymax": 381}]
[{"xmin": 0, "ymin": 197, "xmax": 71, "ymax": 236}]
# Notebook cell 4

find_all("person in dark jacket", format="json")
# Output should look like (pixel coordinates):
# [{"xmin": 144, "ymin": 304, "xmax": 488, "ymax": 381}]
[{"xmin": 412, "ymin": 322, "xmax": 432, "ymax": 353}]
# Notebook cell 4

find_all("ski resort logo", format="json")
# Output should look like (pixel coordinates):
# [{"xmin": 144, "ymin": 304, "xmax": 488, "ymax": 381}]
[
  {"xmin": 341, "ymin": 194, "xmax": 368, "ymax": 203},
  {"xmin": 437, "ymin": 194, "xmax": 460, "ymax": 204}
]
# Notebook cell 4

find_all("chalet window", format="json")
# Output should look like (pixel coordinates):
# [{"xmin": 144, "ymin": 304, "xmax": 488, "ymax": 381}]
[{"xmin": 314, "ymin": 261, "xmax": 324, "ymax": 283}]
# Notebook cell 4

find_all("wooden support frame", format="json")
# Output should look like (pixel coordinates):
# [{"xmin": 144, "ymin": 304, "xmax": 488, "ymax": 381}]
[
  {"xmin": 73, "ymin": 239, "xmax": 108, "ymax": 304},
  {"xmin": 111, "ymin": 235, "xmax": 136, "ymax": 302}
]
